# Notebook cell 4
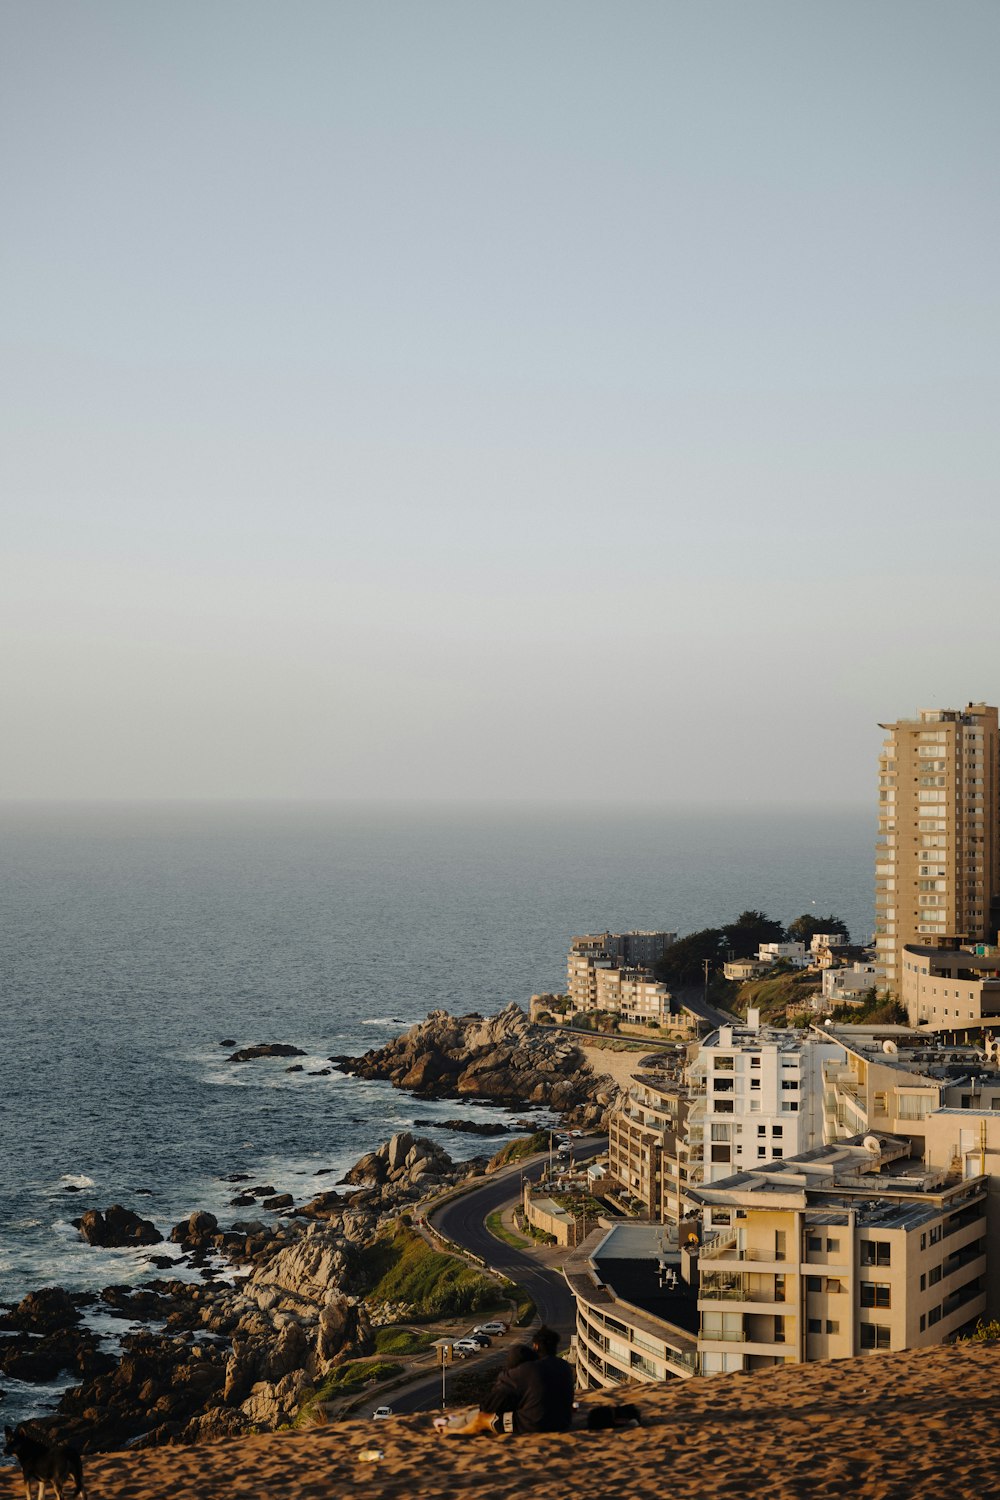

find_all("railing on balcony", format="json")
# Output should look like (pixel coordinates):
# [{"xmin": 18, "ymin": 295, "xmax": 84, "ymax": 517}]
[
  {"xmin": 699, "ymin": 1231, "xmax": 739, "ymax": 1260},
  {"xmin": 701, "ymin": 1273, "xmax": 782, "ymax": 1304}
]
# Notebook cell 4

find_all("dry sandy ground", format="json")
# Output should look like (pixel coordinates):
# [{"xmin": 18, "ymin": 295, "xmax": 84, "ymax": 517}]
[
  {"xmin": 4, "ymin": 1342, "xmax": 998, "ymax": 1500},
  {"xmin": 579, "ymin": 1040, "xmax": 654, "ymax": 1093}
]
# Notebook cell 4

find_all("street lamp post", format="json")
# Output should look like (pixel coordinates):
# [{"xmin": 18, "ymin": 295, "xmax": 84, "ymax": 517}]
[{"xmin": 431, "ymin": 1339, "xmax": 453, "ymax": 1411}]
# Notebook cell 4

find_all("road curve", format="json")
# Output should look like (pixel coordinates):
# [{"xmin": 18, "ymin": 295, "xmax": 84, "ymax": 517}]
[{"xmin": 390, "ymin": 1136, "xmax": 605, "ymax": 1415}]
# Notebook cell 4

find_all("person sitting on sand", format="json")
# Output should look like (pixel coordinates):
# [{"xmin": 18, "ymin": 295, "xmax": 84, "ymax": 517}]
[
  {"xmin": 488, "ymin": 1325, "xmax": 574, "ymax": 1434},
  {"xmin": 449, "ymin": 1326, "xmax": 574, "ymax": 1436}
]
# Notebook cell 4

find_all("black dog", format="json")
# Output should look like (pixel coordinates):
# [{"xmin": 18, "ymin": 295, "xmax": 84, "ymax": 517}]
[
  {"xmin": 585, "ymin": 1402, "xmax": 642, "ymax": 1431},
  {"xmin": 3, "ymin": 1425, "xmax": 88, "ymax": 1500}
]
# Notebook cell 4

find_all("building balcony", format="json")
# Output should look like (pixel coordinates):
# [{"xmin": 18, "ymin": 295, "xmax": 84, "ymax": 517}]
[{"xmin": 699, "ymin": 1276, "xmax": 784, "ymax": 1306}]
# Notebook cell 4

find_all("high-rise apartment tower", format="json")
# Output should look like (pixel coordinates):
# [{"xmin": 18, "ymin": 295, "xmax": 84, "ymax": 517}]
[{"xmin": 875, "ymin": 703, "xmax": 1000, "ymax": 991}]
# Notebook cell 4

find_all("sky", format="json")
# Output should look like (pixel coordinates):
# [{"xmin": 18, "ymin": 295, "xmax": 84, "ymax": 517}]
[{"xmin": 3, "ymin": 1, "xmax": 999, "ymax": 803}]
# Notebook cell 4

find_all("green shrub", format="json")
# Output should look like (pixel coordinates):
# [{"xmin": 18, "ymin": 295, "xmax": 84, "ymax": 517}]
[{"xmin": 488, "ymin": 1131, "xmax": 550, "ymax": 1170}]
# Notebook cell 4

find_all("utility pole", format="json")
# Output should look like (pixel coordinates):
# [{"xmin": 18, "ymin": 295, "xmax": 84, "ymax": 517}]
[{"xmin": 703, "ymin": 958, "xmax": 711, "ymax": 1005}]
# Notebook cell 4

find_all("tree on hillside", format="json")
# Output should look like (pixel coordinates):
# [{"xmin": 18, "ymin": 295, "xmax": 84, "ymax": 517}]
[
  {"xmin": 787, "ymin": 913, "xmax": 850, "ymax": 945},
  {"xmin": 721, "ymin": 910, "xmax": 786, "ymax": 959},
  {"xmin": 654, "ymin": 928, "xmax": 724, "ymax": 987}
]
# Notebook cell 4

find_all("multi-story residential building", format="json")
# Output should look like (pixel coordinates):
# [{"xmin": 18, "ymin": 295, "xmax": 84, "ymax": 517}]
[
  {"xmin": 564, "ymin": 1223, "xmax": 699, "ymax": 1390},
  {"xmin": 691, "ymin": 1135, "xmax": 987, "ymax": 1375},
  {"xmin": 820, "ymin": 1024, "xmax": 1000, "ymax": 1148},
  {"xmin": 900, "ymin": 944, "xmax": 1000, "ymax": 1034},
  {"xmin": 566, "ymin": 931, "xmax": 679, "ymax": 1027},
  {"xmin": 607, "ymin": 1071, "xmax": 694, "ymax": 1223},
  {"xmin": 875, "ymin": 702, "xmax": 1000, "ymax": 993},
  {"xmin": 686, "ymin": 1021, "xmax": 844, "ymax": 1187},
  {"xmin": 568, "ymin": 929, "xmax": 676, "ymax": 986},
  {"xmin": 822, "ymin": 961, "xmax": 877, "ymax": 1003}
]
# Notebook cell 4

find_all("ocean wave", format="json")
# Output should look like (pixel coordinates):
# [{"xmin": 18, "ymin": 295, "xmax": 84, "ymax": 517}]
[{"xmin": 58, "ymin": 1173, "xmax": 95, "ymax": 1189}]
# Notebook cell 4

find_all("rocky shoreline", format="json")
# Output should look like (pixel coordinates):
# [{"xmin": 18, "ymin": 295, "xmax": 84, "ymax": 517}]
[{"xmin": 0, "ymin": 1005, "xmax": 615, "ymax": 1455}]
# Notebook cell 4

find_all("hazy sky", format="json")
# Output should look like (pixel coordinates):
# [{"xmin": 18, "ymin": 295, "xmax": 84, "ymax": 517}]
[{"xmin": 3, "ymin": 2, "xmax": 998, "ymax": 802}]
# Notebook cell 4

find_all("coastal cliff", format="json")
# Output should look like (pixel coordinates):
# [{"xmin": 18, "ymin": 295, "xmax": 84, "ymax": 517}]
[
  {"xmin": 333, "ymin": 1002, "xmax": 609, "ymax": 1127},
  {"xmin": 1, "ymin": 1006, "xmax": 611, "ymax": 1456}
]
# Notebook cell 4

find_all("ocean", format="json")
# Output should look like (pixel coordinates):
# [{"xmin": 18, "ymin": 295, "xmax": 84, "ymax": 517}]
[{"xmin": 0, "ymin": 799, "xmax": 872, "ymax": 1423}]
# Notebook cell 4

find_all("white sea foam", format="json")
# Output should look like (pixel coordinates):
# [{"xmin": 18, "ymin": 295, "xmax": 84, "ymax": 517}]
[{"xmin": 58, "ymin": 1173, "xmax": 95, "ymax": 1189}]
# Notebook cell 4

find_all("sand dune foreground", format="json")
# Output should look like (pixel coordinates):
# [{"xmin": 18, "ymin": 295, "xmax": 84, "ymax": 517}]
[{"xmin": 3, "ymin": 1342, "xmax": 998, "ymax": 1499}]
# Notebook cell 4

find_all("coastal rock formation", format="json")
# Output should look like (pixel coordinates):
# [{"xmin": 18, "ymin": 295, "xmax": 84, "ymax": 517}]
[
  {"xmin": 340, "ymin": 1132, "xmax": 456, "ymax": 1192},
  {"xmin": 334, "ymin": 1003, "xmax": 605, "ymax": 1121},
  {"xmin": 226, "ymin": 1043, "xmax": 306, "ymax": 1062},
  {"xmin": 0, "ymin": 1286, "xmax": 82, "ymax": 1334},
  {"xmin": 75, "ymin": 1204, "xmax": 164, "ymax": 1247}
]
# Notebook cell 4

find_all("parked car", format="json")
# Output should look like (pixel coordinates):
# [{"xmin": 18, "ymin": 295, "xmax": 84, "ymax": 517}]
[
  {"xmin": 372, "ymin": 1406, "xmax": 393, "ymax": 1420},
  {"xmin": 468, "ymin": 1332, "xmax": 492, "ymax": 1347},
  {"xmin": 474, "ymin": 1321, "xmax": 507, "ymax": 1336},
  {"xmin": 453, "ymin": 1339, "xmax": 481, "ymax": 1357}
]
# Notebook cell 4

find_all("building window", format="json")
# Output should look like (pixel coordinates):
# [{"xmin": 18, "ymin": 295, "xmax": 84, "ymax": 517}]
[
  {"xmin": 860, "ymin": 1283, "xmax": 891, "ymax": 1308},
  {"xmin": 772, "ymin": 1127, "xmax": 783, "ymax": 1139},
  {"xmin": 808, "ymin": 1236, "xmax": 823, "ymax": 1253},
  {"xmin": 807, "ymin": 1276, "xmax": 822, "ymax": 1293},
  {"xmin": 929, "ymin": 1265, "xmax": 942, "ymax": 1286},
  {"xmin": 826, "ymin": 1320, "xmax": 839, "ymax": 1334},
  {"xmin": 860, "ymin": 1324, "xmax": 891, "ymax": 1350},
  {"xmin": 714, "ymin": 1056, "xmax": 735, "ymax": 1071},
  {"xmin": 808, "ymin": 1318, "xmax": 822, "ymax": 1334},
  {"xmin": 928, "ymin": 1305, "xmax": 942, "ymax": 1326},
  {"xmin": 826, "ymin": 1238, "xmax": 840, "ymax": 1252},
  {"xmin": 781, "ymin": 1080, "xmax": 799, "ymax": 1091},
  {"xmin": 757, "ymin": 1125, "xmax": 767, "ymax": 1136},
  {"xmin": 919, "ymin": 1314, "xmax": 926, "ymax": 1332},
  {"xmin": 861, "ymin": 1242, "xmax": 891, "ymax": 1267}
]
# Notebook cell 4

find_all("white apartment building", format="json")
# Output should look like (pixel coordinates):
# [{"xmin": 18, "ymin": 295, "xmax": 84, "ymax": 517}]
[
  {"xmin": 822, "ymin": 962, "xmax": 877, "ymax": 1002},
  {"xmin": 757, "ymin": 941, "xmax": 809, "ymax": 967},
  {"xmin": 687, "ymin": 1020, "xmax": 844, "ymax": 1187}
]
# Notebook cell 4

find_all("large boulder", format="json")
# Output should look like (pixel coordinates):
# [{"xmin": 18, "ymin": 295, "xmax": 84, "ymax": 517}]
[
  {"xmin": 76, "ymin": 1205, "xmax": 163, "ymax": 1247},
  {"xmin": 0, "ymin": 1286, "xmax": 81, "ymax": 1334},
  {"xmin": 315, "ymin": 1295, "xmax": 374, "ymax": 1371}
]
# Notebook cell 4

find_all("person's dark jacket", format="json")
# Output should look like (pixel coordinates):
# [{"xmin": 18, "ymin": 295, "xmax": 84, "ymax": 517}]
[{"xmin": 484, "ymin": 1354, "xmax": 575, "ymax": 1433}]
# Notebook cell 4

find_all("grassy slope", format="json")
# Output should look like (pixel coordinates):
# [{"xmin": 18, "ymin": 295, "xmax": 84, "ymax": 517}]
[{"xmin": 362, "ymin": 1223, "xmax": 503, "ymax": 1319}]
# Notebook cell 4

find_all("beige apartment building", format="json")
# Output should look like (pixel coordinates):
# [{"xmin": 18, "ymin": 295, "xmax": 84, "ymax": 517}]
[
  {"xmin": 567, "ymin": 935, "xmax": 677, "ymax": 1027},
  {"xmin": 690, "ymin": 1135, "xmax": 987, "ymax": 1375},
  {"xmin": 875, "ymin": 702, "xmax": 1000, "ymax": 993},
  {"xmin": 607, "ymin": 1073, "xmax": 694, "ymax": 1223},
  {"xmin": 900, "ymin": 944, "xmax": 1000, "ymax": 1033}
]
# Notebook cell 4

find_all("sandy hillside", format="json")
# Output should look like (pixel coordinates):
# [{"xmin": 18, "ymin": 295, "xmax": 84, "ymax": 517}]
[{"xmin": 3, "ymin": 1341, "xmax": 998, "ymax": 1499}]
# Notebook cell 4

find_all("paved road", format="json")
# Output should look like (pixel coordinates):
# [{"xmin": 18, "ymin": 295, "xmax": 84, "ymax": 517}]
[{"xmin": 389, "ymin": 1136, "xmax": 605, "ymax": 1415}]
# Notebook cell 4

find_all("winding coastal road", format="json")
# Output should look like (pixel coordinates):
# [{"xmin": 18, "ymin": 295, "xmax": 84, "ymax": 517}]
[{"xmin": 390, "ymin": 1136, "xmax": 605, "ymax": 1415}]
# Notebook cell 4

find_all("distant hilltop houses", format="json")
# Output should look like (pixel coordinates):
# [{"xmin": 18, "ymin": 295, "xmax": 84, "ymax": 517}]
[{"xmin": 547, "ymin": 698, "xmax": 1000, "ymax": 1396}]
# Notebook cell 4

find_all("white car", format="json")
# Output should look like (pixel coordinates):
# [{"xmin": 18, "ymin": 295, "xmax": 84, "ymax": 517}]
[
  {"xmin": 474, "ymin": 1321, "xmax": 507, "ymax": 1336},
  {"xmin": 372, "ymin": 1406, "xmax": 393, "ymax": 1420},
  {"xmin": 453, "ymin": 1339, "xmax": 481, "ymax": 1356}
]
